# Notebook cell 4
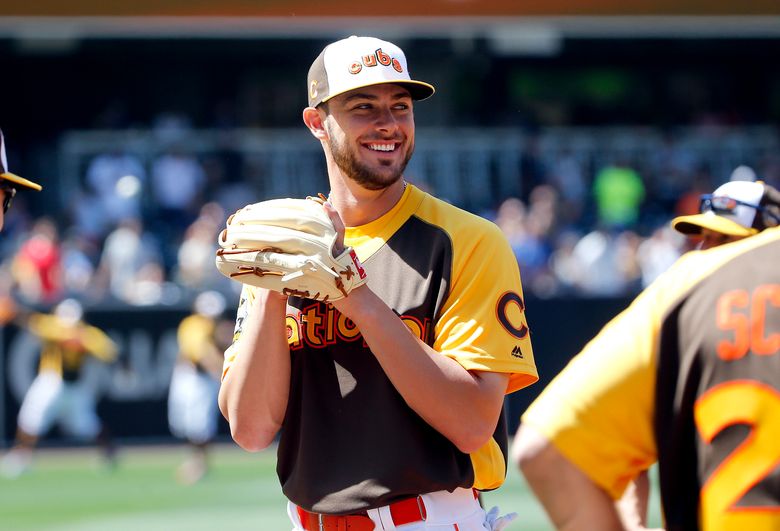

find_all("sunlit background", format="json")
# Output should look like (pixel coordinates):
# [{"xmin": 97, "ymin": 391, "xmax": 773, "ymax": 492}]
[{"xmin": 0, "ymin": 2, "xmax": 778, "ymax": 528}]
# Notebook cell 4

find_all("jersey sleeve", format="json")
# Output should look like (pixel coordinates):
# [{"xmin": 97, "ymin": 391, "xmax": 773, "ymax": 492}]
[
  {"xmin": 433, "ymin": 220, "xmax": 538, "ymax": 394},
  {"xmin": 82, "ymin": 325, "xmax": 118, "ymax": 362},
  {"xmin": 521, "ymin": 273, "xmax": 665, "ymax": 499},
  {"xmin": 222, "ymin": 284, "xmax": 256, "ymax": 378},
  {"xmin": 177, "ymin": 315, "xmax": 215, "ymax": 364}
]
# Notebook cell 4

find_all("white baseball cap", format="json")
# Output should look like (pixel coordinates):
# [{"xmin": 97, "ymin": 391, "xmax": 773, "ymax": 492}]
[
  {"xmin": 672, "ymin": 180, "xmax": 769, "ymax": 237},
  {"xmin": 0, "ymin": 129, "xmax": 42, "ymax": 191},
  {"xmin": 307, "ymin": 36, "xmax": 435, "ymax": 108}
]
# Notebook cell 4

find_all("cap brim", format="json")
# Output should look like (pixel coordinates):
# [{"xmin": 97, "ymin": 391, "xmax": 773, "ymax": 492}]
[
  {"xmin": 671, "ymin": 213, "xmax": 756, "ymax": 237},
  {"xmin": 321, "ymin": 80, "xmax": 435, "ymax": 105},
  {"xmin": 0, "ymin": 172, "xmax": 42, "ymax": 191}
]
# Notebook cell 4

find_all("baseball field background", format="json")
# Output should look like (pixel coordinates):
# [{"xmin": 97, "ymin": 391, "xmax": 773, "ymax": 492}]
[{"xmin": 0, "ymin": 442, "xmax": 663, "ymax": 530}]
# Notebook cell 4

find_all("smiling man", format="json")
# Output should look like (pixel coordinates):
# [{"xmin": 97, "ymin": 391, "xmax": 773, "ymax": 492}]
[
  {"xmin": 0, "ymin": 128, "xmax": 42, "ymax": 231},
  {"xmin": 218, "ymin": 36, "xmax": 538, "ymax": 530}
]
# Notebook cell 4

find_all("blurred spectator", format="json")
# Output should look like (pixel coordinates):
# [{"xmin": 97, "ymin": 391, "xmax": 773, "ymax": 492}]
[
  {"xmin": 168, "ymin": 291, "xmax": 232, "ymax": 485},
  {"xmin": 11, "ymin": 217, "xmax": 63, "ymax": 305},
  {"xmin": 494, "ymin": 197, "xmax": 551, "ymax": 289},
  {"xmin": 546, "ymin": 148, "xmax": 587, "ymax": 227},
  {"xmin": 0, "ymin": 299, "xmax": 118, "ymax": 478},
  {"xmin": 636, "ymin": 226, "xmax": 684, "ymax": 287},
  {"xmin": 93, "ymin": 218, "xmax": 164, "ymax": 304},
  {"xmin": 60, "ymin": 231, "xmax": 100, "ymax": 300},
  {"xmin": 548, "ymin": 230, "xmax": 584, "ymax": 295},
  {"xmin": 673, "ymin": 167, "xmax": 712, "ymax": 219},
  {"xmin": 566, "ymin": 229, "xmax": 631, "ymax": 296},
  {"xmin": 592, "ymin": 159, "xmax": 645, "ymax": 230},
  {"xmin": 84, "ymin": 148, "xmax": 146, "ymax": 228},
  {"xmin": 174, "ymin": 203, "xmax": 229, "ymax": 292},
  {"xmin": 150, "ymin": 144, "xmax": 207, "ymax": 233}
]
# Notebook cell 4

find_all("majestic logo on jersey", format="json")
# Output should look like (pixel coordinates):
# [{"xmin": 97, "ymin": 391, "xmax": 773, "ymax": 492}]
[
  {"xmin": 286, "ymin": 302, "xmax": 430, "ymax": 349},
  {"xmin": 511, "ymin": 345, "xmax": 524, "ymax": 359},
  {"xmin": 496, "ymin": 291, "xmax": 529, "ymax": 340}
]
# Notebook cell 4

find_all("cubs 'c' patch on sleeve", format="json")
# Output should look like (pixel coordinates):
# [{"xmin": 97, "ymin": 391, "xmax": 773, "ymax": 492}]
[
  {"xmin": 222, "ymin": 284, "xmax": 255, "ymax": 378},
  {"xmin": 427, "ymin": 211, "xmax": 538, "ymax": 394}
]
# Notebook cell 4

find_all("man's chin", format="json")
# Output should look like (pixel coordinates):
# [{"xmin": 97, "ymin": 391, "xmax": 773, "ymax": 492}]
[{"xmin": 356, "ymin": 174, "xmax": 402, "ymax": 191}]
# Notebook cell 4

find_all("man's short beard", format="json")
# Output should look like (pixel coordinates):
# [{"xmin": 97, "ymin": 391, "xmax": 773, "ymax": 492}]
[{"xmin": 327, "ymin": 126, "xmax": 414, "ymax": 191}]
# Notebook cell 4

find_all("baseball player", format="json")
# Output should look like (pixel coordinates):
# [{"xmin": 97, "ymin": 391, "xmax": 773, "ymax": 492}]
[
  {"xmin": 168, "ymin": 290, "xmax": 232, "ymax": 485},
  {"xmin": 218, "ymin": 36, "xmax": 538, "ymax": 530},
  {"xmin": 672, "ymin": 179, "xmax": 780, "ymax": 250},
  {"xmin": 0, "ymin": 299, "xmax": 118, "ymax": 478},
  {"xmin": 0, "ymin": 128, "xmax": 42, "ymax": 231},
  {"xmin": 607, "ymin": 178, "xmax": 780, "ymax": 528},
  {"xmin": 512, "ymin": 225, "xmax": 780, "ymax": 529}
]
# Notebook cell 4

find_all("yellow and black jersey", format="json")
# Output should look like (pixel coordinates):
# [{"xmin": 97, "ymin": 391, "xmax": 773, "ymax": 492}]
[
  {"xmin": 178, "ymin": 314, "xmax": 215, "ymax": 364},
  {"xmin": 522, "ymin": 226, "xmax": 780, "ymax": 531},
  {"xmin": 28, "ymin": 314, "xmax": 117, "ymax": 382},
  {"xmin": 225, "ymin": 184, "xmax": 537, "ymax": 513}
]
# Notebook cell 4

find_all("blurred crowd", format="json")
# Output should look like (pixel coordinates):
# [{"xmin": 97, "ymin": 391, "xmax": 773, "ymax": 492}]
[{"xmin": 1, "ymin": 120, "xmax": 779, "ymax": 311}]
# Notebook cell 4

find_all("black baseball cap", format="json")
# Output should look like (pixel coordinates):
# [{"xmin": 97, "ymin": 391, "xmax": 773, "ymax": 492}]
[{"xmin": 307, "ymin": 36, "xmax": 435, "ymax": 108}]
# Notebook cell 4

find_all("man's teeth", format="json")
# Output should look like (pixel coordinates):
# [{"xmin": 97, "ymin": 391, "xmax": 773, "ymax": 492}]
[{"xmin": 369, "ymin": 144, "xmax": 395, "ymax": 152}]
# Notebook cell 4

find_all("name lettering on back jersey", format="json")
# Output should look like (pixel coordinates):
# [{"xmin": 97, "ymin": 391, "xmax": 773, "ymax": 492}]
[{"xmin": 716, "ymin": 284, "xmax": 780, "ymax": 361}]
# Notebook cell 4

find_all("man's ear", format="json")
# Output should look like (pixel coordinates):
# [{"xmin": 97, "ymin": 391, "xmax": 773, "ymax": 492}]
[{"xmin": 303, "ymin": 107, "xmax": 328, "ymax": 140}]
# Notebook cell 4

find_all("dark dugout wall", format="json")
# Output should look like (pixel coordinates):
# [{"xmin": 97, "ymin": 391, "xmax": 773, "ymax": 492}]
[{"xmin": 1, "ymin": 297, "xmax": 631, "ymax": 446}]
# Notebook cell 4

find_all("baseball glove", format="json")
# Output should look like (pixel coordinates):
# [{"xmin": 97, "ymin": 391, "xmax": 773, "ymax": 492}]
[{"xmin": 215, "ymin": 196, "xmax": 367, "ymax": 301}]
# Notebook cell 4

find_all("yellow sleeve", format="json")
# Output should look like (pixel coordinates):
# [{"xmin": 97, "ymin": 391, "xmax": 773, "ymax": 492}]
[
  {"xmin": 82, "ymin": 325, "xmax": 118, "ymax": 362},
  {"xmin": 521, "ymin": 291, "xmax": 660, "ymax": 499},
  {"xmin": 433, "ymin": 219, "xmax": 538, "ymax": 393},
  {"xmin": 177, "ymin": 315, "xmax": 216, "ymax": 363},
  {"xmin": 222, "ymin": 284, "xmax": 256, "ymax": 378},
  {"xmin": 27, "ymin": 314, "xmax": 69, "ymax": 342}
]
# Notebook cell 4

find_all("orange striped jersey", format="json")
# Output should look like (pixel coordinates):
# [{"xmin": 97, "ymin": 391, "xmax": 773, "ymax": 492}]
[
  {"xmin": 522, "ymin": 225, "xmax": 780, "ymax": 531},
  {"xmin": 225, "ymin": 184, "xmax": 537, "ymax": 513}
]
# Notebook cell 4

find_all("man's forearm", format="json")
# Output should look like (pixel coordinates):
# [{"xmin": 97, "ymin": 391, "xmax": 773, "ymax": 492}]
[
  {"xmin": 334, "ymin": 286, "xmax": 509, "ymax": 453},
  {"xmin": 513, "ymin": 424, "xmax": 626, "ymax": 531},
  {"xmin": 219, "ymin": 290, "xmax": 291, "ymax": 451}
]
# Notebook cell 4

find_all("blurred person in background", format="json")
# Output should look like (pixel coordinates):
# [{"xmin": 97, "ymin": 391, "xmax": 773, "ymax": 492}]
[
  {"xmin": 635, "ymin": 226, "xmax": 684, "ymax": 288},
  {"xmin": 10, "ymin": 217, "xmax": 63, "ymax": 305},
  {"xmin": 593, "ymin": 158, "xmax": 645, "ymax": 231},
  {"xmin": 84, "ymin": 147, "xmax": 146, "ymax": 230},
  {"xmin": 174, "ymin": 202, "xmax": 231, "ymax": 293},
  {"xmin": 168, "ymin": 291, "xmax": 232, "ymax": 485},
  {"xmin": 92, "ymin": 217, "xmax": 165, "ymax": 304},
  {"xmin": 0, "ymin": 128, "xmax": 43, "ymax": 232},
  {"xmin": 1, "ymin": 299, "xmax": 118, "ymax": 478},
  {"xmin": 151, "ymin": 143, "xmax": 207, "ymax": 236},
  {"xmin": 671, "ymin": 179, "xmax": 780, "ymax": 250}
]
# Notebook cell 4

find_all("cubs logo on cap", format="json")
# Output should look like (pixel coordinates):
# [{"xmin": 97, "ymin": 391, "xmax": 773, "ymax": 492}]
[
  {"xmin": 307, "ymin": 36, "xmax": 435, "ymax": 108},
  {"xmin": 0, "ymin": 129, "xmax": 42, "ymax": 191}
]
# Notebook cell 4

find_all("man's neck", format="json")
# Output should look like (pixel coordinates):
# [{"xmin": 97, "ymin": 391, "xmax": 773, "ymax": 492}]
[{"xmin": 328, "ymin": 176, "xmax": 407, "ymax": 227}]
